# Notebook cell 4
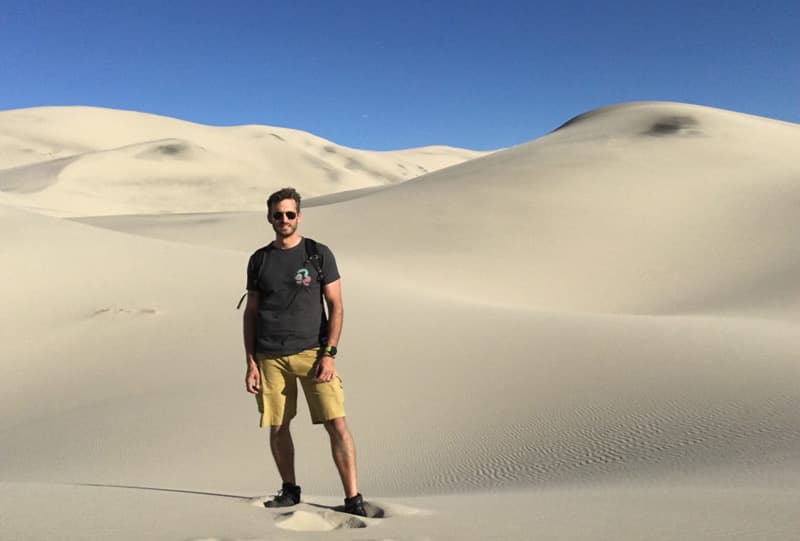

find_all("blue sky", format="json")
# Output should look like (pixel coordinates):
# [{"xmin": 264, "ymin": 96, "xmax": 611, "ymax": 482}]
[{"xmin": 2, "ymin": 1, "xmax": 798, "ymax": 150}]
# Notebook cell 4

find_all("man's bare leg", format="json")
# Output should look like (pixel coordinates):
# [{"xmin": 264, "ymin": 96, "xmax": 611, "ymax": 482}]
[
  {"xmin": 269, "ymin": 423, "xmax": 296, "ymax": 484},
  {"xmin": 323, "ymin": 417, "xmax": 358, "ymax": 497}
]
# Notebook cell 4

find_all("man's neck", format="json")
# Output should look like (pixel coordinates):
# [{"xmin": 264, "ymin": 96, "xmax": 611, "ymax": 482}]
[{"xmin": 272, "ymin": 234, "xmax": 303, "ymax": 250}]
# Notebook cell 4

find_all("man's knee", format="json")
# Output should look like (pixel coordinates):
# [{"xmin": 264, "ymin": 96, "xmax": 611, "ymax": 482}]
[
  {"xmin": 323, "ymin": 417, "xmax": 349, "ymax": 436},
  {"xmin": 270, "ymin": 423, "xmax": 291, "ymax": 438}
]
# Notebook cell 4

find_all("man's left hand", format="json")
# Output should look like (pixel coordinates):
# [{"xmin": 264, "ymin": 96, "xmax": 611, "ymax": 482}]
[{"xmin": 314, "ymin": 354, "xmax": 336, "ymax": 383}]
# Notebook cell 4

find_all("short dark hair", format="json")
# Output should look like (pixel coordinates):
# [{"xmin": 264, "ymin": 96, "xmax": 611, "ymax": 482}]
[{"xmin": 267, "ymin": 187, "xmax": 301, "ymax": 213}]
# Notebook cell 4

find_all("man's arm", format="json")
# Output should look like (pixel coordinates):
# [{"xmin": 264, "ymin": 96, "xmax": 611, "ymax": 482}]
[
  {"xmin": 243, "ymin": 291, "xmax": 261, "ymax": 393},
  {"xmin": 323, "ymin": 278, "xmax": 343, "ymax": 348},
  {"xmin": 314, "ymin": 278, "xmax": 343, "ymax": 383}
]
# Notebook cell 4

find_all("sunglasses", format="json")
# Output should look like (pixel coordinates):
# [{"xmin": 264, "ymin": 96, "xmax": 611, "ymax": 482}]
[{"xmin": 272, "ymin": 211, "xmax": 297, "ymax": 220}]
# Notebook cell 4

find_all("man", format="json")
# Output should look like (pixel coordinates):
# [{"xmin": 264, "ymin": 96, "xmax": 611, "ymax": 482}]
[{"xmin": 243, "ymin": 187, "xmax": 366, "ymax": 516}]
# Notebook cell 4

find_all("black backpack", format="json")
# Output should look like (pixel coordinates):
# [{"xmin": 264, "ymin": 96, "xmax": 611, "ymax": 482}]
[{"xmin": 236, "ymin": 237, "xmax": 325, "ymax": 310}]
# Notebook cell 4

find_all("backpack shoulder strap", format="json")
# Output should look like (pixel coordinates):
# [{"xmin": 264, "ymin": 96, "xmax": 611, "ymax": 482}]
[
  {"xmin": 236, "ymin": 244, "xmax": 273, "ymax": 309},
  {"xmin": 303, "ymin": 237, "xmax": 325, "ymax": 284},
  {"xmin": 255, "ymin": 244, "xmax": 274, "ymax": 286},
  {"xmin": 303, "ymin": 238, "xmax": 328, "ymax": 325}
]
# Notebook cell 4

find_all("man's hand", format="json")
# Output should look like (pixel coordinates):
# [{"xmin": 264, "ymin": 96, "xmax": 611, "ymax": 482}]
[
  {"xmin": 245, "ymin": 363, "xmax": 261, "ymax": 393},
  {"xmin": 313, "ymin": 355, "xmax": 336, "ymax": 383}
]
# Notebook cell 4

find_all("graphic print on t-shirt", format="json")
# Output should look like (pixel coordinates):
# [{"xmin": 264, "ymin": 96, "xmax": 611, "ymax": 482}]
[{"xmin": 294, "ymin": 267, "xmax": 312, "ymax": 286}]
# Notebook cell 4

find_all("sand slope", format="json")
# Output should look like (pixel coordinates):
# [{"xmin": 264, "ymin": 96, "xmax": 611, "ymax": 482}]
[
  {"xmin": 2, "ymin": 101, "xmax": 800, "ymax": 540},
  {"xmin": 0, "ymin": 106, "xmax": 487, "ymax": 216},
  {"xmin": 76, "ymin": 102, "xmax": 800, "ymax": 316}
]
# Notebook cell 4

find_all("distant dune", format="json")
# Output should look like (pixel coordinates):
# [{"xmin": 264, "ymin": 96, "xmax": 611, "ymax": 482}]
[
  {"xmin": 303, "ymin": 101, "xmax": 800, "ymax": 316},
  {"xmin": 0, "ymin": 106, "xmax": 488, "ymax": 216},
  {"xmin": 2, "ymin": 102, "xmax": 800, "ymax": 540}
]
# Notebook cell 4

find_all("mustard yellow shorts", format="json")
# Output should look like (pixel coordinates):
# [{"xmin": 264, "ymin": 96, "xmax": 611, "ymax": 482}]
[{"xmin": 255, "ymin": 348, "xmax": 346, "ymax": 426}]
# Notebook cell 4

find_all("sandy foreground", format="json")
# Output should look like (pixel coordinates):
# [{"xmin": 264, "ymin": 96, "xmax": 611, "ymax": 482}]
[{"xmin": 1, "ymin": 102, "xmax": 800, "ymax": 540}]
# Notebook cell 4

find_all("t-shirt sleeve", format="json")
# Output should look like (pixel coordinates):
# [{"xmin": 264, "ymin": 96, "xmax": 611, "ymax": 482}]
[
  {"xmin": 246, "ymin": 251, "xmax": 261, "ymax": 291},
  {"xmin": 319, "ymin": 244, "xmax": 341, "ymax": 284}
]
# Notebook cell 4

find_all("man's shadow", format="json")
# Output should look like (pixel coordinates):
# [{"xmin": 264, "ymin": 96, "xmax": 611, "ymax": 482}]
[{"xmin": 73, "ymin": 483, "xmax": 385, "ymax": 518}]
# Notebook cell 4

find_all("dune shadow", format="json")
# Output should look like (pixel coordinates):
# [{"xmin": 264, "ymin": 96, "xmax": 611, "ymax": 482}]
[
  {"xmin": 0, "ymin": 156, "xmax": 78, "ymax": 194},
  {"xmin": 132, "ymin": 138, "xmax": 200, "ymax": 160},
  {"xmin": 155, "ymin": 142, "xmax": 188, "ymax": 155},
  {"xmin": 303, "ymin": 154, "xmax": 341, "ymax": 183},
  {"xmin": 644, "ymin": 115, "xmax": 703, "ymax": 137}
]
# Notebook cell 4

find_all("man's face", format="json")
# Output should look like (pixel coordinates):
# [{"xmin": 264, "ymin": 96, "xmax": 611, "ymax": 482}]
[{"xmin": 268, "ymin": 198, "xmax": 301, "ymax": 238}]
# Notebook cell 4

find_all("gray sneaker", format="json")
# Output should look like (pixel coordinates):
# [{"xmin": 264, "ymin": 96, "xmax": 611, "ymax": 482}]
[{"xmin": 264, "ymin": 483, "xmax": 301, "ymax": 508}]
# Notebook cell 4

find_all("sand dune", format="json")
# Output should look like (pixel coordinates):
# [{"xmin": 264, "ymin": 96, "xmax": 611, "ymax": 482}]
[
  {"xmin": 0, "ymin": 106, "xmax": 487, "ymax": 216},
  {"xmin": 2, "ymin": 101, "xmax": 800, "ymax": 540},
  {"xmin": 76, "ymin": 102, "xmax": 800, "ymax": 316},
  {"xmin": 301, "ymin": 102, "xmax": 800, "ymax": 317}
]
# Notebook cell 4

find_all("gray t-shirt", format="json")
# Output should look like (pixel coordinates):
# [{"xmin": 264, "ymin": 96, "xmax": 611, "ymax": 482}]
[{"xmin": 246, "ymin": 238, "xmax": 340, "ymax": 355}]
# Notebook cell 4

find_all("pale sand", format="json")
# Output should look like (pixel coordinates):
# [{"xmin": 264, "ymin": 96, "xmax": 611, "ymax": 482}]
[
  {"xmin": 0, "ymin": 106, "xmax": 487, "ymax": 217},
  {"xmin": 2, "ymin": 101, "xmax": 800, "ymax": 539}
]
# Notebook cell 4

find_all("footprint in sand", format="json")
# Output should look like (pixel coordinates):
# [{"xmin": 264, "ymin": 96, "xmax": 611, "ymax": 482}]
[
  {"xmin": 253, "ymin": 497, "xmax": 429, "ymax": 532},
  {"xmin": 274, "ymin": 509, "xmax": 368, "ymax": 531},
  {"xmin": 91, "ymin": 306, "xmax": 159, "ymax": 317}
]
